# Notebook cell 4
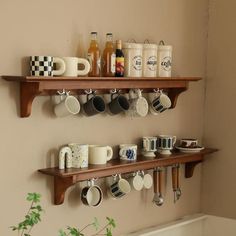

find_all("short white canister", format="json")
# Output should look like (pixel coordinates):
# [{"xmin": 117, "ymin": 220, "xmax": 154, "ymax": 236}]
[
  {"xmin": 123, "ymin": 43, "xmax": 143, "ymax": 77},
  {"xmin": 157, "ymin": 41, "xmax": 172, "ymax": 77},
  {"xmin": 142, "ymin": 43, "xmax": 158, "ymax": 77}
]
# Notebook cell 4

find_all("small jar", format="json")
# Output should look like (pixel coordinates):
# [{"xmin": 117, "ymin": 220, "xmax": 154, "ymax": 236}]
[
  {"xmin": 157, "ymin": 42, "xmax": 172, "ymax": 77},
  {"xmin": 123, "ymin": 43, "xmax": 143, "ymax": 77},
  {"xmin": 142, "ymin": 43, "xmax": 157, "ymax": 77}
]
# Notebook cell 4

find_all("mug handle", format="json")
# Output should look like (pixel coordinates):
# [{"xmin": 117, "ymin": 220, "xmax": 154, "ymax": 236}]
[
  {"xmin": 53, "ymin": 57, "xmax": 66, "ymax": 76},
  {"xmin": 59, "ymin": 146, "xmax": 72, "ymax": 169},
  {"xmin": 173, "ymin": 136, "xmax": 177, "ymax": 146},
  {"xmin": 119, "ymin": 148, "xmax": 127, "ymax": 158},
  {"xmin": 106, "ymin": 146, "xmax": 113, "ymax": 161},
  {"xmin": 77, "ymin": 58, "xmax": 90, "ymax": 76}
]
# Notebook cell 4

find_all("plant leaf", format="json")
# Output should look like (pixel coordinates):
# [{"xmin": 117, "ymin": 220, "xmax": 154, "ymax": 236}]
[
  {"xmin": 92, "ymin": 217, "xmax": 99, "ymax": 230},
  {"xmin": 27, "ymin": 193, "xmax": 41, "ymax": 203},
  {"xmin": 59, "ymin": 229, "xmax": 67, "ymax": 236},
  {"xmin": 106, "ymin": 217, "xmax": 116, "ymax": 228}
]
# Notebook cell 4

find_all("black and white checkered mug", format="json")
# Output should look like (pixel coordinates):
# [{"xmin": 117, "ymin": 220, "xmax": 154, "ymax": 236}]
[{"xmin": 30, "ymin": 56, "xmax": 65, "ymax": 76}]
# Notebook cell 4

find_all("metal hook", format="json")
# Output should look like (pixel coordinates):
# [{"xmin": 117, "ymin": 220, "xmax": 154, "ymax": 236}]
[
  {"xmin": 153, "ymin": 88, "xmax": 160, "ymax": 93},
  {"xmin": 110, "ymin": 88, "xmax": 117, "ymax": 94},
  {"xmin": 84, "ymin": 89, "xmax": 93, "ymax": 95},
  {"xmin": 57, "ymin": 89, "xmax": 66, "ymax": 95}
]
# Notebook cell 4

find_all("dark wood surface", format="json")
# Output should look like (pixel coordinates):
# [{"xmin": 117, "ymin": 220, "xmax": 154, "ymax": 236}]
[
  {"xmin": 38, "ymin": 148, "xmax": 217, "ymax": 205},
  {"xmin": 3, "ymin": 76, "xmax": 202, "ymax": 82},
  {"xmin": 38, "ymin": 148, "xmax": 217, "ymax": 181},
  {"xmin": 2, "ymin": 76, "xmax": 202, "ymax": 117}
]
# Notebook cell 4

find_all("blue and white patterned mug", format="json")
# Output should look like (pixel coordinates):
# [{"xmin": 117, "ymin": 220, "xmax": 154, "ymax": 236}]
[{"xmin": 119, "ymin": 144, "xmax": 137, "ymax": 161}]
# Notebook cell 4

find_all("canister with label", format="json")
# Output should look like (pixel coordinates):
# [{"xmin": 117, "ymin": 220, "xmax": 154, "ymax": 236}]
[
  {"xmin": 123, "ymin": 43, "xmax": 143, "ymax": 77},
  {"xmin": 157, "ymin": 41, "xmax": 172, "ymax": 77},
  {"xmin": 142, "ymin": 43, "xmax": 157, "ymax": 77}
]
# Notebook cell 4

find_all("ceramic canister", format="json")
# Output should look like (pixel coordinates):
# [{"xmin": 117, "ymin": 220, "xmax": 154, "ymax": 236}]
[
  {"xmin": 123, "ymin": 43, "xmax": 143, "ymax": 77},
  {"xmin": 142, "ymin": 43, "xmax": 157, "ymax": 77},
  {"xmin": 157, "ymin": 44, "xmax": 172, "ymax": 77}
]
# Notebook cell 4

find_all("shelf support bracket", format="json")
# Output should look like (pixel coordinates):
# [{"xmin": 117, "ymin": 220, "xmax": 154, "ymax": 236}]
[
  {"xmin": 54, "ymin": 176, "xmax": 76, "ymax": 205},
  {"xmin": 168, "ymin": 86, "xmax": 188, "ymax": 108},
  {"xmin": 185, "ymin": 161, "xmax": 202, "ymax": 178},
  {"xmin": 20, "ymin": 82, "xmax": 42, "ymax": 117}
]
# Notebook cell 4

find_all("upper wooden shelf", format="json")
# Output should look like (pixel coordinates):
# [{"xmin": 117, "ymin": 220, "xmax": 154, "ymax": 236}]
[
  {"xmin": 38, "ymin": 148, "xmax": 216, "ymax": 205},
  {"xmin": 2, "ymin": 76, "xmax": 202, "ymax": 117}
]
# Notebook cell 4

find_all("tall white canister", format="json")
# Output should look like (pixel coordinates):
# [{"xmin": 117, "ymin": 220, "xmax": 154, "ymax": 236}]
[
  {"xmin": 123, "ymin": 42, "xmax": 143, "ymax": 77},
  {"xmin": 142, "ymin": 42, "xmax": 157, "ymax": 77},
  {"xmin": 157, "ymin": 41, "xmax": 172, "ymax": 77}
]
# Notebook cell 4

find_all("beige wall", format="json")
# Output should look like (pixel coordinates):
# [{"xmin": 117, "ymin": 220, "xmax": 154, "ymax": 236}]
[
  {"xmin": 202, "ymin": 0, "xmax": 236, "ymax": 218},
  {"xmin": 0, "ymin": 0, "xmax": 209, "ymax": 235}
]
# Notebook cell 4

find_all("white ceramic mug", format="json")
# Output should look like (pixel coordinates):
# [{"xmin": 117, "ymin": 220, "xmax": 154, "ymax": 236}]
[
  {"xmin": 128, "ymin": 172, "xmax": 144, "ymax": 191},
  {"xmin": 61, "ymin": 57, "xmax": 90, "ymax": 76},
  {"xmin": 142, "ymin": 136, "xmax": 157, "ymax": 158},
  {"xmin": 143, "ymin": 172, "xmax": 153, "ymax": 189},
  {"xmin": 126, "ymin": 89, "xmax": 149, "ymax": 117},
  {"xmin": 89, "ymin": 145, "xmax": 113, "ymax": 165},
  {"xmin": 157, "ymin": 135, "xmax": 177, "ymax": 155},
  {"xmin": 149, "ymin": 91, "xmax": 171, "ymax": 115},
  {"xmin": 59, "ymin": 143, "xmax": 89, "ymax": 169},
  {"xmin": 109, "ymin": 174, "xmax": 131, "ymax": 199},
  {"xmin": 119, "ymin": 144, "xmax": 137, "ymax": 161},
  {"xmin": 54, "ymin": 95, "xmax": 80, "ymax": 117}
]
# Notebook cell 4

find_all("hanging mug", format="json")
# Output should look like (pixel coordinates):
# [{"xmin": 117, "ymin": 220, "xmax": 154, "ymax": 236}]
[
  {"xmin": 126, "ymin": 89, "xmax": 149, "ymax": 117},
  {"xmin": 149, "ymin": 90, "xmax": 171, "ymax": 115},
  {"xmin": 108, "ymin": 91, "xmax": 130, "ymax": 115},
  {"xmin": 81, "ymin": 179, "xmax": 103, "ymax": 207},
  {"xmin": 83, "ymin": 91, "xmax": 106, "ymax": 116},
  {"xmin": 54, "ymin": 91, "xmax": 80, "ymax": 117}
]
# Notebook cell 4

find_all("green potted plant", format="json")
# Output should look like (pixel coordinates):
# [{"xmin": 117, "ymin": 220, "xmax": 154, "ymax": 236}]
[{"xmin": 11, "ymin": 193, "xmax": 116, "ymax": 236}]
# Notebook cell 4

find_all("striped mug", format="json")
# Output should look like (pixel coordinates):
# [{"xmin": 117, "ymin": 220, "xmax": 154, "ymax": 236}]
[
  {"xmin": 150, "ymin": 91, "xmax": 171, "ymax": 115},
  {"xmin": 157, "ymin": 135, "xmax": 176, "ymax": 155}
]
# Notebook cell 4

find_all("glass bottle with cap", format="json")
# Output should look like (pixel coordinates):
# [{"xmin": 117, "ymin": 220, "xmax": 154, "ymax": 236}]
[
  {"xmin": 102, "ymin": 33, "xmax": 115, "ymax": 77},
  {"xmin": 115, "ymin": 40, "xmax": 125, "ymax": 77},
  {"xmin": 87, "ymin": 32, "xmax": 101, "ymax": 77}
]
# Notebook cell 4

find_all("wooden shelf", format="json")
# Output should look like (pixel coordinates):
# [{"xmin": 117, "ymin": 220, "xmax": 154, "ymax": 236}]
[
  {"xmin": 38, "ymin": 148, "xmax": 216, "ymax": 205},
  {"xmin": 2, "ymin": 76, "xmax": 201, "ymax": 117}
]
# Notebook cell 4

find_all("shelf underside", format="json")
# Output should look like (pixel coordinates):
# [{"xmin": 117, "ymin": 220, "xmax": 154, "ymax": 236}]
[
  {"xmin": 39, "ymin": 148, "xmax": 216, "ymax": 181},
  {"xmin": 38, "ymin": 148, "xmax": 216, "ymax": 205},
  {"xmin": 2, "ymin": 76, "xmax": 202, "ymax": 117}
]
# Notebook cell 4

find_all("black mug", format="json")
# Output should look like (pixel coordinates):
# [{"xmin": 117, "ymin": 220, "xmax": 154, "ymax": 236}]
[
  {"xmin": 108, "ymin": 94, "xmax": 130, "ymax": 115},
  {"xmin": 83, "ymin": 94, "xmax": 106, "ymax": 116}
]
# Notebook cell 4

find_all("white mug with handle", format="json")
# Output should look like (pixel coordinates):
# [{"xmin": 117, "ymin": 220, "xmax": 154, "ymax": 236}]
[
  {"xmin": 62, "ymin": 57, "xmax": 90, "ymax": 76},
  {"xmin": 89, "ymin": 145, "xmax": 113, "ymax": 165},
  {"xmin": 126, "ymin": 89, "xmax": 149, "ymax": 117}
]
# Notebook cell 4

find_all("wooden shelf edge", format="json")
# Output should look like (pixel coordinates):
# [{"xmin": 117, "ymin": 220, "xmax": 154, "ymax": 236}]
[
  {"xmin": 2, "ymin": 75, "xmax": 202, "ymax": 117},
  {"xmin": 2, "ymin": 76, "xmax": 202, "ymax": 82},
  {"xmin": 38, "ymin": 148, "xmax": 217, "ymax": 179},
  {"xmin": 38, "ymin": 148, "xmax": 217, "ymax": 205}
]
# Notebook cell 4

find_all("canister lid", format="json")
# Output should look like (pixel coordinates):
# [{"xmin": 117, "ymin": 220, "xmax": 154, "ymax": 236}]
[
  {"xmin": 123, "ymin": 42, "xmax": 143, "ymax": 49},
  {"xmin": 143, "ymin": 43, "xmax": 158, "ymax": 49}
]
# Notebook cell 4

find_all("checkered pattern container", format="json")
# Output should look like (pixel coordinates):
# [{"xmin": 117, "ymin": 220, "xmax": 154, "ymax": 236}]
[{"xmin": 30, "ymin": 56, "xmax": 54, "ymax": 76}]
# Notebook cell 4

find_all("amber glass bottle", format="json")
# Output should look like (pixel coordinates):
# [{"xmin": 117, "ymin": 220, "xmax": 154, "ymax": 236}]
[
  {"xmin": 115, "ymin": 40, "xmax": 124, "ymax": 77},
  {"xmin": 102, "ymin": 33, "xmax": 115, "ymax": 77},
  {"xmin": 87, "ymin": 32, "xmax": 101, "ymax": 77}
]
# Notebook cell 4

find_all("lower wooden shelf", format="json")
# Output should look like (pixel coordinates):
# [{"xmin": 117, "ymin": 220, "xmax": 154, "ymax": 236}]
[{"xmin": 38, "ymin": 148, "xmax": 217, "ymax": 205}]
